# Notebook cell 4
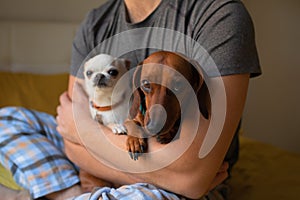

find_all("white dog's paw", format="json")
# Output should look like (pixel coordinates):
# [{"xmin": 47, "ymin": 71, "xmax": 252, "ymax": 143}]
[{"xmin": 108, "ymin": 123, "xmax": 127, "ymax": 134}]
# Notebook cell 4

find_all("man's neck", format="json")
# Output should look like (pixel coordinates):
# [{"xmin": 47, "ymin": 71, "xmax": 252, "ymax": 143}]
[{"xmin": 124, "ymin": 0, "xmax": 162, "ymax": 23}]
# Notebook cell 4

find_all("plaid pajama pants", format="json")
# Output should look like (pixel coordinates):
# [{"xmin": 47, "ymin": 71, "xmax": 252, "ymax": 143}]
[
  {"xmin": 0, "ymin": 107, "xmax": 228, "ymax": 200},
  {"xmin": 0, "ymin": 107, "xmax": 80, "ymax": 199},
  {"xmin": 72, "ymin": 183, "xmax": 229, "ymax": 200}
]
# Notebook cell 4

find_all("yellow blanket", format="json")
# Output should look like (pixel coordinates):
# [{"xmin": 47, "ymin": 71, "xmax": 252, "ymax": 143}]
[{"xmin": 229, "ymin": 137, "xmax": 300, "ymax": 199}]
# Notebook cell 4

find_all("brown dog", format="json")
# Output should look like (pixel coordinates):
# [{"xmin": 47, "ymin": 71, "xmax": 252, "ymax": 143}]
[
  {"xmin": 79, "ymin": 51, "xmax": 210, "ymax": 190},
  {"xmin": 124, "ymin": 51, "xmax": 210, "ymax": 160}
]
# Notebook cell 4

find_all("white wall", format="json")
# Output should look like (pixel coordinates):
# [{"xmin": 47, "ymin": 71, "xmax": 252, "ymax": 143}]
[
  {"xmin": 0, "ymin": 0, "xmax": 299, "ymax": 153},
  {"xmin": 242, "ymin": 0, "xmax": 300, "ymax": 153},
  {"xmin": 0, "ymin": 0, "xmax": 107, "ymax": 73},
  {"xmin": 0, "ymin": 0, "xmax": 106, "ymax": 23}
]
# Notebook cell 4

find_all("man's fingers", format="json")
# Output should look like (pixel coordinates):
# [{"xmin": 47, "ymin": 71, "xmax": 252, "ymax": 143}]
[
  {"xmin": 208, "ymin": 169, "xmax": 228, "ymax": 192},
  {"xmin": 58, "ymin": 91, "xmax": 70, "ymax": 105},
  {"xmin": 206, "ymin": 162, "xmax": 229, "ymax": 193},
  {"xmin": 218, "ymin": 161, "xmax": 229, "ymax": 173}
]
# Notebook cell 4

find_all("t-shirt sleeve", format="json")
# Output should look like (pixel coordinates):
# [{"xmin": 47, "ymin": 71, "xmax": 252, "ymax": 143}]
[
  {"xmin": 70, "ymin": 10, "xmax": 95, "ymax": 79},
  {"xmin": 194, "ymin": 1, "xmax": 261, "ymax": 77}
]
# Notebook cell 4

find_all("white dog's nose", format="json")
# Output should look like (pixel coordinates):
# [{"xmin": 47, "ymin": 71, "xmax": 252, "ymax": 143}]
[{"xmin": 94, "ymin": 73, "xmax": 106, "ymax": 87}]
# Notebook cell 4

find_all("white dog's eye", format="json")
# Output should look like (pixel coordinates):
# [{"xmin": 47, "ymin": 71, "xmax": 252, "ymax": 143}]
[
  {"xmin": 86, "ymin": 70, "xmax": 93, "ymax": 78},
  {"xmin": 108, "ymin": 69, "xmax": 119, "ymax": 77}
]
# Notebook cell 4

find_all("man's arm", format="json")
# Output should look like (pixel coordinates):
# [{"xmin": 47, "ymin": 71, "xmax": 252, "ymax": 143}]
[{"xmin": 57, "ymin": 73, "xmax": 249, "ymax": 199}]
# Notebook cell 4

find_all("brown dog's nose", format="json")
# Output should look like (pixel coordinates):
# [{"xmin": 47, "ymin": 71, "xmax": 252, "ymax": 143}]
[
  {"xmin": 146, "ymin": 119, "xmax": 163, "ymax": 135},
  {"xmin": 146, "ymin": 104, "xmax": 167, "ymax": 135}
]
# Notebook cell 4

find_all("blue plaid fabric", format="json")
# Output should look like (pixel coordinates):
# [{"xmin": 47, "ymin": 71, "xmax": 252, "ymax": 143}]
[
  {"xmin": 73, "ymin": 183, "xmax": 185, "ymax": 200},
  {"xmin": 72, "ymin": 183, "xmax": 229, "ymax": 200},
  {"xmin": 0, "ymin": 107, "xmax": 80, "ymax": 199}
]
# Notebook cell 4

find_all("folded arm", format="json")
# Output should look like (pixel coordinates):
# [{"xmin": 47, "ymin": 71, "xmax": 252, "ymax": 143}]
[{"xmin": 56, "ymin": 73, "xmax": 249, "ymax": 199}]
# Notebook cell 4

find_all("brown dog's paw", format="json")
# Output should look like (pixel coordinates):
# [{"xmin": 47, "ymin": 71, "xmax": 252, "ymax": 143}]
[{"xmin": 126, "ymin": 136, "xmax": 147, "ymax": 161}]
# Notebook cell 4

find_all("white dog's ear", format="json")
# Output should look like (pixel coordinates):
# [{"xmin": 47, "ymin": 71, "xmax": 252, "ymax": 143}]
[
  {"xmin": 112, "ymin": 58, "xmax": 131, "ymax": 70},
  {"xmin": 122, "ymin": 59, "xmax": 131, "ymax": 70}
]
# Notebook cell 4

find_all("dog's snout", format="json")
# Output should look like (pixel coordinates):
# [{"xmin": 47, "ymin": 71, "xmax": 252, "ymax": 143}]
[
  {"xmin": 94, "ymin": 73, "xmax": 106, "ymax": 87},
  {"xmin": 145, "ymin": 104, "xmax": 167, "ymax": 135},
  {"xmin": 146, "ymin": 120, "xmax": 163, "ymax": 135},
  {"xmin": 95, "ymin": 73, "xmax": 105, "ymax": 81}
]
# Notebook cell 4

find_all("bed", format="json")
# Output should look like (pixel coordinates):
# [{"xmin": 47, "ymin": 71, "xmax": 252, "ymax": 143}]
[{"xmin": 0, "ymin": 21, "xmax": 300, "ymax": 199}]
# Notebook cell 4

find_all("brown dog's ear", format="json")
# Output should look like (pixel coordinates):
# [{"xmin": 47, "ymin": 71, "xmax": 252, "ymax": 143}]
[
  {"xmin": 129, "ymin": 88, "xmax": 146, "ymax": 126},
  {"xmin": 197, "ymin": 80, "xmax": 210, "ymax": 119},
  {"xmin": 191, "ymin": 64, "xmax": 210, "ymax": 120},
  {"xmin": 129, "ymin": 88, "xmax": 143, "ymax": 119},
  {"xmin": 133, "ymin": 62, "xmax": 143, "ymax": 89},
  {"xmin": 129, "ymin": 63, "xmax": 145, "ymax": 123}
]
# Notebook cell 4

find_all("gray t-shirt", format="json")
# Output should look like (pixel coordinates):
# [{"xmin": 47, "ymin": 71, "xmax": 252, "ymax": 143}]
[
  {"xmin": 70, "ymin": 0, "xmax": 261, "ymax": 168},
  {"xmin": 70, "ymin": 0, "xmax": 261, "ymax": 79}
]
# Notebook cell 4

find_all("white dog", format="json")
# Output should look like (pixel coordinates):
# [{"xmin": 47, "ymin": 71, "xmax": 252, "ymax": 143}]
[{"xmin": 83, "ymin": 54, "xmax": 130, "ymax": 134}]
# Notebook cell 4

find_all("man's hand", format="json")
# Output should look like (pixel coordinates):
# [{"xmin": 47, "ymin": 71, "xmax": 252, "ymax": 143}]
[
  {"xmin": 208, "ymin": 162, "xmax": 229, "ymax": 192},
  {"xmin": 56, "ymin": 81, "xmax": 90, "ymax": 144}
]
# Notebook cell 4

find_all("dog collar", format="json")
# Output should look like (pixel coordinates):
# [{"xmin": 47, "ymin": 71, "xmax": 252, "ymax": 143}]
[
  {"xmin": 91, "ymin": 100, "xmax": 122, "ymax": 112},
  {"xmin": 91, "ymin": 102, "xmax": 112, "ymax": 112}
]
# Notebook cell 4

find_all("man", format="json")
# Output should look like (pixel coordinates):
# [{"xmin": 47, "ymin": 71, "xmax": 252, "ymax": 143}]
[{"xmin": 0, "ymin": 0, "xmax": 260, "ymax": 199}]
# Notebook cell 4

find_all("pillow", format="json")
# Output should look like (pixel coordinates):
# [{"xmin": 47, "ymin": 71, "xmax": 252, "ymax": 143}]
[
  {"xmin": 0, "ymin": 72, "xmax": 69, "ymax": 115},
  {"xmin": 0, "ymin": 164, "xmax": 21, "ymax": 190}
]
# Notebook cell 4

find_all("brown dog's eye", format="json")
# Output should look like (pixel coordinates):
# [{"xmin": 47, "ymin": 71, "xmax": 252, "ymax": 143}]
[
  {"xmin": 173, "ymin": 80, "xmax": 184, "ymax": 93},
  {"xmin": 141, "ymin": 80, "xmax": 151, "ymax": 93},
  {"xmin": 86, "ymin": 70, "xmax": 93, "ymax": 78},
  {"xmin": 108, "ymin": 69, "xmax": 119, "ymax": 77}
]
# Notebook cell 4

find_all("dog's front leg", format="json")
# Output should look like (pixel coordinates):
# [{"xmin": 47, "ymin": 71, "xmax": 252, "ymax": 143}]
[
  {"xmin": 124, "ymin": 120, "xmax": 147, "ymax": 160},
  {"xmin": 126, "ymin": 135, "xmax": 147, "ymax": 160},
  {"xmin": 107, "ymin": 123, "xmax": 127, "ymax": 134}
]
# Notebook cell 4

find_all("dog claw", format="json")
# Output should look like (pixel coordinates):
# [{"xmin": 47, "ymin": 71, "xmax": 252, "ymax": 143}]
[
  {"xmin": 135, "ymin": 153, "xmax": 140, "ymax": 160},
  {"xmin": 126, "ymin": 137, "xmax": 147, "ymax": 160},
  {"xmin": 109, "ymin": 124, "xmax": 127, "ymax": 135},
  {"xmin": 129, "ymin": 152, "xmax": 133, "ymax": 160},
  {"xmin": 128, "ymin": 151, "xmax": 141, "ymax": 161}
]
